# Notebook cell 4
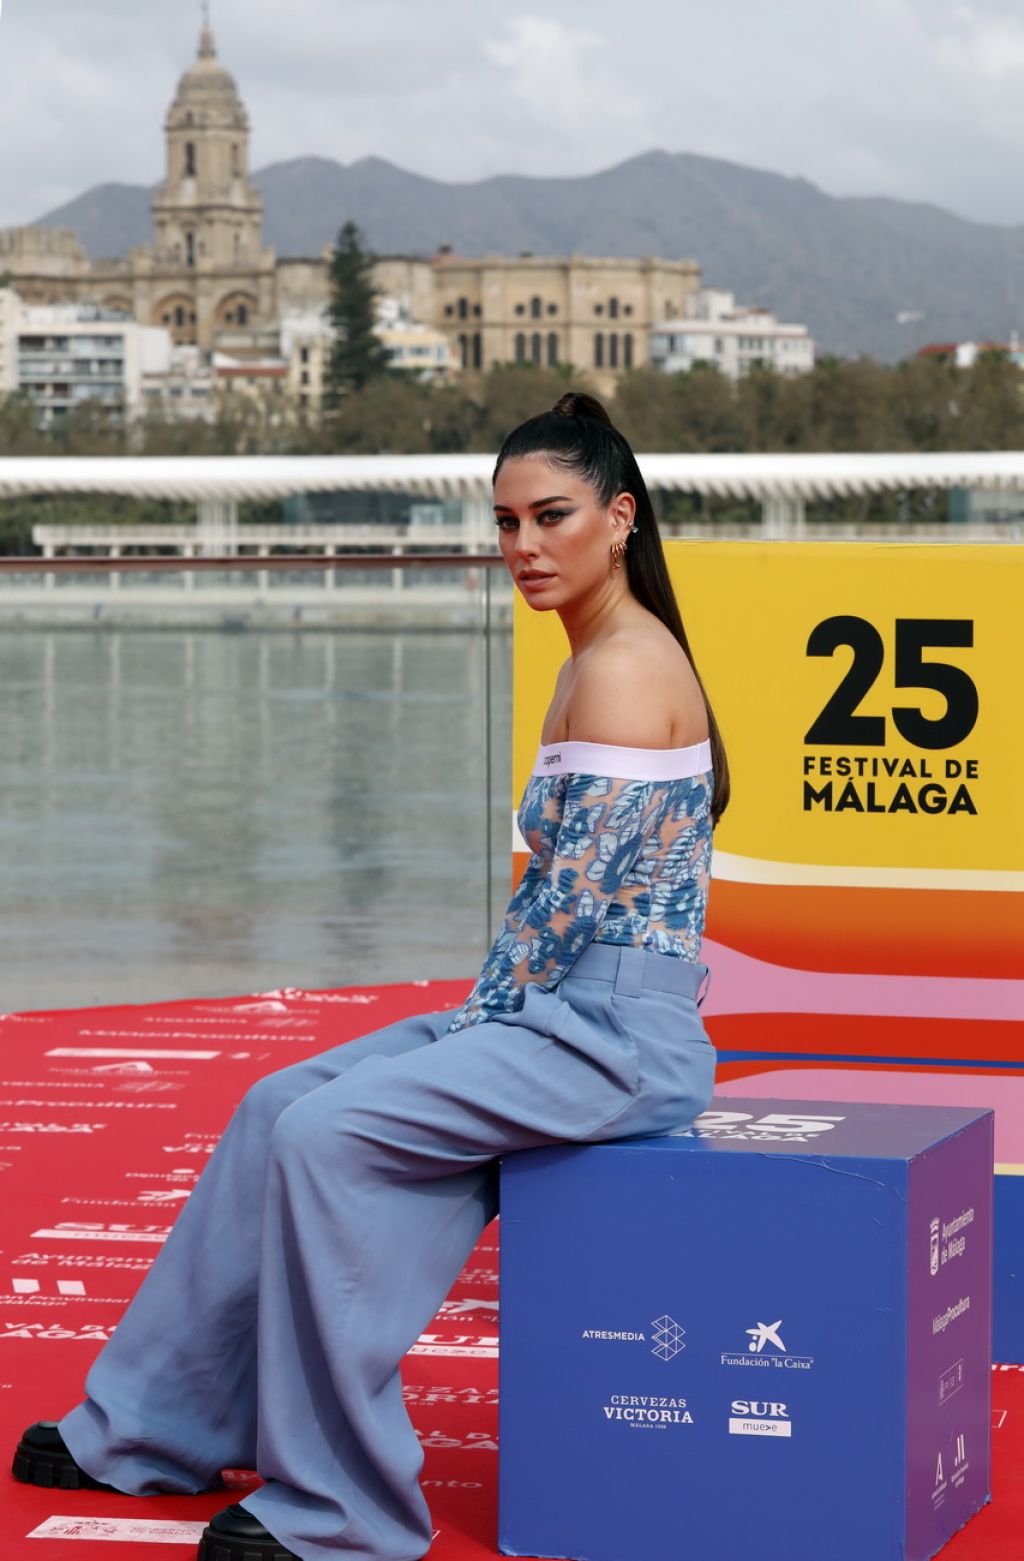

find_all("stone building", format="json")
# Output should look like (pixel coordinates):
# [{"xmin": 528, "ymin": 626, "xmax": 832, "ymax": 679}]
[
  {"xmin": 0, "ymin": 20, "xmax": 275, "ymax": 354},
  {"xmin": 649, "ymin": 288, "xmax": 815, "ymax": 379},
  {"xmin": 0, "ymin": 19, "xmax": 702, "ymax": 399},
  {"xmin": 376, "ymin": 254, "xmax": 699, "ymax": 393},
  {"xmin": 0, "ymin": 286, "xmax": 16, "ymax": 392}
]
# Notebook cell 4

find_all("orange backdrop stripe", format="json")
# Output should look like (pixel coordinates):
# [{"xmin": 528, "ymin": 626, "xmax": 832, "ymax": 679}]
[
  {"xmin": 703, "ymin": 1011, "xmax": 1024, "ymax": 1063},
  {"xmin": 705, "ymin": 880, "xmax": 1021, "ymax": 979}
]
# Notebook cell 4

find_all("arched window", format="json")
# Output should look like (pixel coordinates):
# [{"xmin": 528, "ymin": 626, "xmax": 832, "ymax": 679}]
[
  {"xmin": 609, "ymin": 297, "xmax": 620, "ymax": 320},
  {"xmin": 623, "ymin": 332, "xmax": 634, "ymax": 369},
  {"xmin": 531, "ymin": 333, "xmax": 542, "ymax": 365},
  {"xmin": 459, "ymin": 334, "xmax": 469, "ymax": 369},
  {"xmin": 185, "ymin": 142, "xmax": 196, "ymax": 178},
  {"xmin": 594, "ymin": 333, "xmax": 604, "ymax": 368},
  {"xmin": 174, "ymin": 305, "xmax": 185, "ymax": 327},
  {"xmin": 515, "ymin": 332, "xmax": 526, "ymax": 364},
  {"xmin": 185, "ymin": 231, "xmax": 195, "ymax": 267},
  {"xmin": 609, "ymin": 333, "xmax": 619, "ymax": 369},
  {"xmin": 237, "ymin": 303, "xmax": 248, "ymax": 326},
  {"xmin": 472, "ymin": 332, "xmax": 482, "ymax": 370},
  {"xmin": 232, "ymin": 144, "xmax": 241, "ymax": 177},
  {"xmin": 547, "ymin": 332, "xmax": 558, "ymax": 367},
  {"xmin": 530, "ymin": 295, "xmax": 542, "ymax": 319},
  {"xmin": 458, "ymin": 297, "xmax": 469, "ymax": 320}
]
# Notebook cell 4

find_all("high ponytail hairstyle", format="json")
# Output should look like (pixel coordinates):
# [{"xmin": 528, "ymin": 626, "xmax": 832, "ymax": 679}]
[{"xmin": 494, "ymin": 390, "xmax": 730, "ymax": 825}]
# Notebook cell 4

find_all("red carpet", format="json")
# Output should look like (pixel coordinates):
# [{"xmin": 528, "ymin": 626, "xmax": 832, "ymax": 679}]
[{"xmin": 1, "ymin": 985, "xmax": 1021, "ymax": 1559}]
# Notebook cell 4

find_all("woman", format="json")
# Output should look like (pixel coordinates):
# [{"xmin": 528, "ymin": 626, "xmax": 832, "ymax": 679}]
[{"xmin": 12, "ymin": 392, "xmax": 729, "ymax": 1561}]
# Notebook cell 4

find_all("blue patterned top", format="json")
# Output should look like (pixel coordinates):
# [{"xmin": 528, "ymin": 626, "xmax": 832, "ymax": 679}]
[{"xmin": 443, "ymin": 738, "xmax": 713, "ymax": 1034}]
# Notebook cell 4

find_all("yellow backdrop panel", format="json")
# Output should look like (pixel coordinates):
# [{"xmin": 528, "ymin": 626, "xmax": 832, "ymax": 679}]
[{"xmin": 512, "ymin": 541, "xmax": 1023, "ymax": 981}]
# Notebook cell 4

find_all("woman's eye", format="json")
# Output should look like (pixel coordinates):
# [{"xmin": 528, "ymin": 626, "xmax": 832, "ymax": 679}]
[{"xmin": 494, "ymin": 510, "xmax": 569, "ymax": 530}]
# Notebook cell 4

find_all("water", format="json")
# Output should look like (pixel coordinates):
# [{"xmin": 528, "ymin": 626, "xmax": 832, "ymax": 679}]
[{"xmin": 0, "ymin": 628, "xmax": 513, "ymax": 1013}]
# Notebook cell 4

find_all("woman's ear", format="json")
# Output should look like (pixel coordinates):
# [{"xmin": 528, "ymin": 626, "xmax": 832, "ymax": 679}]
[{"xmin": 609, "ymin": 491, "xmax": 637, "ymax": 535}]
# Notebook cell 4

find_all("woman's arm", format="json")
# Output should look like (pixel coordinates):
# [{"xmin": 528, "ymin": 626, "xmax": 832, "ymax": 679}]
[
  {"xmin": 442, "ymin": 643, "xmax": 709, "ymax": 1034},
  {"xmin": 442, "ymin": 770, "xmax": 661, "ymax": 1033}
]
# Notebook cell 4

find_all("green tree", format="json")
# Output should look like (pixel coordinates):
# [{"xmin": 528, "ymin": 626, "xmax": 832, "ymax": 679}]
[
  {"xmin": 814, "ymin": 357, "xmax": 898, "ymax": 451},
  {"xmin": 952, "ymin": 356, "xmax": 1024, "ymax": 449},
  {"xmin": 56, "ymin": 399, "xmax": 129, "ymax": 456},
  {"xmin": 324, "ymin": 374, "xmax": 435, "ymax": 454},
  {"xmin": 324, "ymin": 221, "xmax": 391, "ymax": 406},
  {"xmin": 613, "ymin": 365, "xmax": 745, "ymax": 453},
  {"xmin": 464, "ymin": 363, "xmax": 584, "ymax": 451},
  {"xmin": 0, "ymin": 392, "xmax": 48, "ymax": 456},
  {"xmin": 422, "ymin": 382, "xmax": 481, "ymax": 453}
]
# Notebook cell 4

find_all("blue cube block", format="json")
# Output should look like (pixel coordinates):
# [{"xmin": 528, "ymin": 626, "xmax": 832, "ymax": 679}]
[{"xmin": 499, "ymin": 1098, "xmax": 993, "ymax": 1561}]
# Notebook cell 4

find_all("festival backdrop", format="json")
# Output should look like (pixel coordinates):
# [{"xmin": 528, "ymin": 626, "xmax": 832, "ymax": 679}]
[{"xmin": 512, "ymin": 540, "xmax": 1024, "ymax": 1355}]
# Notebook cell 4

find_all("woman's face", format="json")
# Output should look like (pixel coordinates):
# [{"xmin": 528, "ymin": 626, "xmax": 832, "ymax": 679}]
[{"xmin": 492, "ymin": 455, "xmax": 635, "ymax": 611}]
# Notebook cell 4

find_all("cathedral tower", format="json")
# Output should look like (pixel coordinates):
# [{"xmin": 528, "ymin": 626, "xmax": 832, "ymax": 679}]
[{"xmin": 146, "ymin": 13, "xmax": 274, "ymax": 347}]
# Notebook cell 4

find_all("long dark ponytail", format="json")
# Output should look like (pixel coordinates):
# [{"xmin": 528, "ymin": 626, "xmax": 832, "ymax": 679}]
[{"xmin": 494, "ymin": 390, "xmax": 730, "ymax": 825}]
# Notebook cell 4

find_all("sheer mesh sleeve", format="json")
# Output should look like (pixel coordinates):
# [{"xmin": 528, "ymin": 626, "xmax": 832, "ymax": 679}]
[{"xmin": 442, "ymin": 773, "xmax": 661, "ymax": 1034}]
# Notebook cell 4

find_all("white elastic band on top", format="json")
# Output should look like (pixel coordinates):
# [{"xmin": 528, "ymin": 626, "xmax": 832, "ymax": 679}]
[{"xmin": 531, "ymin": 739, "xmax": 712, "ymax": 782}]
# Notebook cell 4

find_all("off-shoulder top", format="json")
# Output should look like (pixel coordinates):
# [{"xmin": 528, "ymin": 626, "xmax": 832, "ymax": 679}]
[{"xmin": 443, "ymin": 738, "xmax": 713, "ymax": 1034}]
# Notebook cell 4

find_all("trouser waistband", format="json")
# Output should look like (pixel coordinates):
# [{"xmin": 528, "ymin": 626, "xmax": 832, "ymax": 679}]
[{"xmin": 569, "ymin": 942, "xmax": 711, "ymax": 1006}]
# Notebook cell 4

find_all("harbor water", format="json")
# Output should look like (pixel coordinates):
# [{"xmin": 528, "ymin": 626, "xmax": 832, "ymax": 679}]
[{"xmin": 0, "ymin": 627, "xmax": 513, "ymax": 1014}]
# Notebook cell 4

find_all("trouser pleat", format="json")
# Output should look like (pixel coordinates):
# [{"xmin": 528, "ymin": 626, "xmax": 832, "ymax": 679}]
[{"xmin": 60, "ymin": 954, "xmax": 715, "ymax": 1561}]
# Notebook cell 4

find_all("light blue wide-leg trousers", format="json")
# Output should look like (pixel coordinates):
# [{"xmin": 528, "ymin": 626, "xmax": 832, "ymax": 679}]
[{"xmin": 59, "ymin": 943, "xmax": 714, "ymax": 1561}]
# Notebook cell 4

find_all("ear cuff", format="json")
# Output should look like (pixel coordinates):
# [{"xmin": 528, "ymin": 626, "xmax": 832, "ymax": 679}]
[{"xmin": 611, "ymin": 523, "xmax": 639, "ymax": 570}]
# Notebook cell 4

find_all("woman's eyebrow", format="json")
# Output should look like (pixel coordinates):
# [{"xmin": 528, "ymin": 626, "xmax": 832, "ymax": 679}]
[{"xmin": 493, "ymin": 495, "xmax": 572, "ymax": 512}]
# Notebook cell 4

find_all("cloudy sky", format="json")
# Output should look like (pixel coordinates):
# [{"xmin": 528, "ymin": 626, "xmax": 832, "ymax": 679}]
[{"xmin": 2, "ymin": 0, "xmax": 1024, "ymax": 230}]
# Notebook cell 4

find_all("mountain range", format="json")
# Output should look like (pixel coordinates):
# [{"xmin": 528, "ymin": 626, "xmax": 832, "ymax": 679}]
[{"xmin": 29, "ymin": 149, "xmax": 1024, "ymax": 361}]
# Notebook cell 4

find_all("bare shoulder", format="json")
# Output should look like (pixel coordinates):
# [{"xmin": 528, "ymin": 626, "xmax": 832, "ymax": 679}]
[{"xmin": 566, "ymin": 624, "xmax": 708, "ymax": 749}]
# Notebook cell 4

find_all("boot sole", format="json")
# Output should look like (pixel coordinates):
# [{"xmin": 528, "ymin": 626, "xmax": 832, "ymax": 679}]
[
  {"xmin": 196, "ymin": 1529, "xmax": 297, "ymax": 1561},
  {"xmin": 11, "ymin": 1440, "xmax": 114, "ymax": 1491}
]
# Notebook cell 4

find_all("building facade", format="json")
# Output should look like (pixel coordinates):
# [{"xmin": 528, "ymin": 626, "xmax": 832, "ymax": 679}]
[
  {"xmin": 140, "ymin": 344, "xmax": 215, "ymax": 421},
  {"xmin": 0, "ymin": 22, "xmax": 275, "ymax": 355},
  {"xmin": 12, "ymin": 301, "xmax": 171, "ymax": 427},
  {"xmin": 410, "ymin": 253, "xmax": 700, "ymax": 391},
  {"xmin": 917, "ymin": 336, "xmax": 1024, "ymax": 369},
  {"xmin": 649, "ymin": 288, "xmax": 814, "ymax": 378},
  {"xmin": 0, "ymin": 20, "xmax": 704, "ymax": 401},
  {"xmin": 0, "ymin": 286, "xmax": 16, "ymax": 392}
]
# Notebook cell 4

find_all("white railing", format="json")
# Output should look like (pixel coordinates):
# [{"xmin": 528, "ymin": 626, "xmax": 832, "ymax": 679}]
[
  {"xmin": 30, "ymin": 524, "xmax": 481, "ymax": 549},
  {"xmin": 3, "ymin": 450, "xmax": 1024, "ymax": 503}
]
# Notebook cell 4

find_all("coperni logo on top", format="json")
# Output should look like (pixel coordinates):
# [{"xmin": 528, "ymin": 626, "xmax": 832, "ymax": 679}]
[{"xmin": 728, "ymin": 1400, "xmax": 792, "ymax": 1438}]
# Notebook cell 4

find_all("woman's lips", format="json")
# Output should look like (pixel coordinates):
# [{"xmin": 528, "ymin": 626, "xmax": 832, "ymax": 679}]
[{"xmin": 519, "ymin": 572, "xmax": 554, "ymax": 588}]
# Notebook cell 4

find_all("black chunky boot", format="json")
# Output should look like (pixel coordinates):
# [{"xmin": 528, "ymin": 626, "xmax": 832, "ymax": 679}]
[
  {"xmin": 11, "ymin": 1421, "xmax": 117, "ymax": 1491},
  {"xmin": 196, "ymin": 1503, "xmax": 299, "ymax": 1561}
]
